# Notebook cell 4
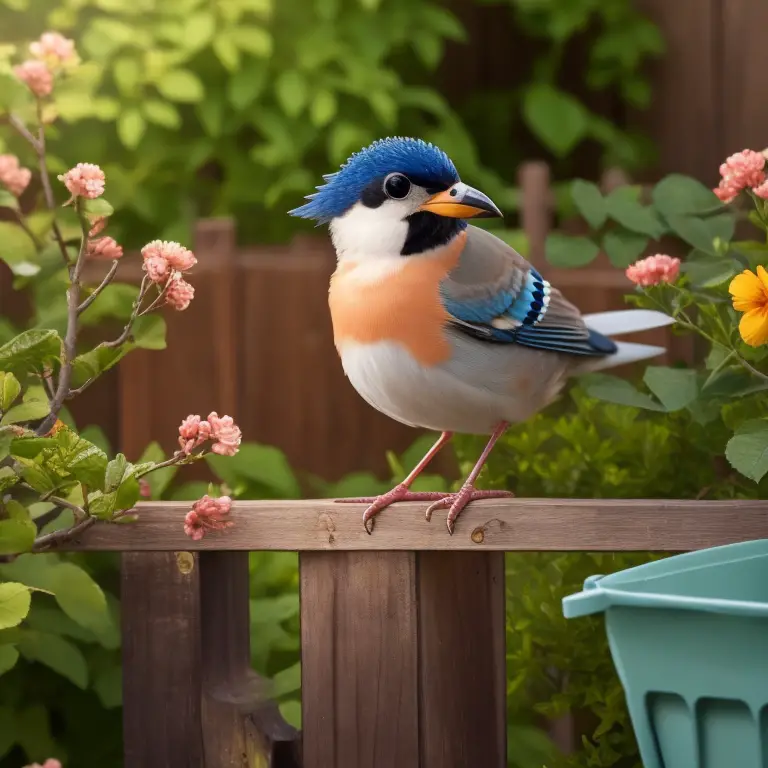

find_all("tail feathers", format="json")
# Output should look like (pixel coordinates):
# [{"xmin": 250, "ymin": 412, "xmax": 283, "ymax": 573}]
[
  {"xmin": 583, "ymin": 309, "xmax": 674, "ymax": 336},
  {"xmin": 574, "ymin": 341, "xmax": 667, "ymax": 374}
]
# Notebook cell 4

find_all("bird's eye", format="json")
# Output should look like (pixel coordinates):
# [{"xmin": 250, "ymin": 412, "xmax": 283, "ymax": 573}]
[{"xmin": 383, "ymin": 173, "xmax": 411, "ymax": 200}]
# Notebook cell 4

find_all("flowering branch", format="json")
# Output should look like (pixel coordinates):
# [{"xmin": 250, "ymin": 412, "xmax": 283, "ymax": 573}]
[
  {"xmin": 77, "ymin": 260, "xmax": 119, "ymax": 314},
  {"xmin": 36, "ymin": 195, "xmax": 92, "ymax": 436}
]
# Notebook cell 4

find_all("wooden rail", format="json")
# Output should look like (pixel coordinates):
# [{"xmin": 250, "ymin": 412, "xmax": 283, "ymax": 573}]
[{"xmin": 55, "ymin": 499, "xmax": 768, "ymax": 768}]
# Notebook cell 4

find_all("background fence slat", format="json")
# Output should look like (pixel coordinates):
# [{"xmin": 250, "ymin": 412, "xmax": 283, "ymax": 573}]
[
  {"xmin": 418, "ymin": 552, "xmax": 507, "ymax": 768},
  {"xmin": 299, "ymin": 551, "xmax": 420, "ymax": 768},
  {"xmin": 122, "ymin": 552, "xmax": 204, "ymax": 768}
]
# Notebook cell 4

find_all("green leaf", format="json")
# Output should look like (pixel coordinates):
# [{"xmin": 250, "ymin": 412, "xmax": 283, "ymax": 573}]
[
  {"xmin": 213, "ymin": 34, "xmax": 240, "ymax": 70},
  {"xmin": 0, "ymin": 222, "xmax": 36, "ymax": 269},
  {"xmin": 83, "ymin": 197, "xmax": 114, "ymax": 217},
  {"xmin": 183, "ymin": 11, "xmax": 215, "ymax": 50},
  {"xmin": 227, "ymin": 61, "xmax": 267, "ymax": 110},
  {"xmin": 0, "ymin": 329, "xmax": 61, "ymax": 372},
  {"xmin": 0, "ymin": 583, "xmax": 32, "ymax": 629},
  {"xmin": 94, "ymin": 664, "xmax": 122, "ymax": 708},
  {"xmin": 652, "ymin": 174, "xmax": 723, "ymax": 217},
  {"xmin": 0, "ymin": 372, "xmax": 20, "ymax": 411},
  {"xmin": 71, "ymin": 342, "xmax": 134, "ymax": 388},
  {"xmin": 726, "ymin": 419, "xmax": 768, "ymax": 482},
  {"xmin": 54, "ymin": 427, "xmax": 108, "ymax": 489},
  {"xmin": 602, "ymin": 229, "xmax": 649, "ymax": 268},
  {"xmin": 681, "ymin": 253, "xmax": 739, "ymax": 288},
  {"xmin": 0, "ymin": 71, "xmax": 28, "ymax": 111},
  {"xmin": 133, "ymin": 314, "xmax": 167, "ymax": 350},
  {"xmin": 49, "ymin": 562, "xmax": 112, "ymax": 634},
  {"xmin": 571, "ymin": 180, "xmax": 606, "ymax": 229},
  {"xmin": 523, "ymin": 85, "xmax": 588, "ymax": 157},
  {"xmin": 230, "ymin": 25, "xmax": 272, "ymax": 56},
  {"xmin": 665, "ymin": 213, "xmax": 735, "ymax": 256},
  {"xmin": 0, "ymin": 189, "xmax": 19, "ymax": 211},
  {"xmin": 19, "ymin": 630, "xmax": 89, "ymax": 688},
  {"xmin": 207, "ymin": 443, "xmax": 300, "ymax": 498},
  {"xmin": 4, "ymin": 500, "xmax": 29, "ymax": 521},
  {"xmin": 0, "ymin": 519, "xmax": 35, "ymax": 555},
  {"xmin": 105, "ymin": 454, "xmax": 128, "ymax": 493},
  {"xmin": 275, "ymin": 71, "xmax": 308, "ymax": 118},
  {"xmin": 0, "ymin": 645, "xmax": 18, "ymax": 677},
  {"xmin": 310, "ymin": 90, "xmax": 337, "ymax": 127},
  {"xmin": 643, "ymin": 366, "xmax": 698, "ymax": 411},
  {"xmin": 545, "ymin": 234, "xmax": 599, "ymax": 267},
  {"xmin": 272, "ymin": 661, "xmax": 301, "ymax": 697},
  {"xmin": 143, "ymin": 99, "xmax": 181, "ymax": 129},
  {"xmin": 16, "ymin": 457, "xmax": 58, "ymax": 494},
  {"xmin": 583, "ymin": 374, "xmax": 666, "ymax": 411},
  {"xmin": 157, "ymin": 69, "xmax": 205, "ymax": 103},
  {"xmin": 0, "ymin": 390, "xmax": 49, "ymax": 425},
  {"xmin": 137, "ymin": 441, "xmax": 177, "ymax": 498},
  {"xmin": 196, "ymin": 98, "xmax": 223, "ymax": 136},
  {"xmin": 117, "ymin": 108, "xmax": 146, "ymax": 149},
  {"xmin": 605, "ymin": 187, "xmax": 665, "ymax": 237}
]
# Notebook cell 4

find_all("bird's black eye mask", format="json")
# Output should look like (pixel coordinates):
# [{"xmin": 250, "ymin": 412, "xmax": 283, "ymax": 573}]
[{"xmin": 359, "ymin": 174, "xmax": 450, "ymax": 210}]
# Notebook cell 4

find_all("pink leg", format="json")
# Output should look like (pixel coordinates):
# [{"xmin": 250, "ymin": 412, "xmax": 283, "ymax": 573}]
[
  {"xmin": 425, "ymin": 421, "xmax": 514, "ymax": 535},
  {"xmin": 336, "ymin": 431, "xmax": 454, "ymax": 533}
]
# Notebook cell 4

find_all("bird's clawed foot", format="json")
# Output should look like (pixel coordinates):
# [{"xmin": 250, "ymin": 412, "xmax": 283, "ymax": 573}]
[
  {"xmin": 425, "ymin": 487, "xmax": 515, "ymax": 535},
  {"xmin": 335, "ymin": 483, "xmax": 449, "ymax": 534}
]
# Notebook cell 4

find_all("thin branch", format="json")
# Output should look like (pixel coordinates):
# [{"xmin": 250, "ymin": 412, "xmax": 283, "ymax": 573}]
[
  {"xmin": 78, "ymin": 260, "xmax": 119, "ymax": 314},
  {"xmin": 33, "ymin": 515, "xmax": 95, "ymax": 552},
  {"xmin": 19, "ymin": 483, "xmax": 85, "ymax": 517},
  {"xmin": 8, "ymin": 109, "xmax": 70, "ymax": 265},
  {"xmin": 135, "ymin": 451, "xmax": 186, "ymax": 478},
  {"xmin": 137, "ymin": 279, "xmax": 171, "ymax": 316},
  {"xmin": 7, "ymin": 114, "xmax": 41, "ymax": 152},
  {"xmin": 36, "ymin": 201, "xmax": 89, "ymax": 436},
  {"xmin": 102, "ymin": 275, "xmax": 151, "ymax": 348}
]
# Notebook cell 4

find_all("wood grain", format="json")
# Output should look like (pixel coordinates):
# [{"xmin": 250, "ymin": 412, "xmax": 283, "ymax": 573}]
[
  {"xmin": 121, "ymin": 552, "xmax": 203, "ymax": 768},
  {"xmin": 199, "ymin": 551, "xmax": 300, "ymax": 768},
  {"xmin": 418, "ymin": 552, "xmax": 507, "ymax": 768},
  {"xmin": 64, "ymin": 498, "xmax": 768, "ymax": 552},
  {"xmin": 300, "ymin": 552, "xmax": 420, "ymax": 768}
]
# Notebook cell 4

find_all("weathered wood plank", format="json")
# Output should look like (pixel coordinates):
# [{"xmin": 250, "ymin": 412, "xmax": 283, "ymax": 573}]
[
  {"xmin": 199, "ymin": 551, "xmax": 301, "ymax": 768},
  {"xmin": 300, "ymin": 552, "xmax": 420, "ymax": 768},
  {"xmin": 122, "ymin": 552, "xmax": 203, "ymax": 768},
  {"xmin": 418, "ymin": 552, "xmax": 507, "ymax": 768},
  {"xmin": 66, "ymin": 499, "xmax": 768, "ymax": 552}
]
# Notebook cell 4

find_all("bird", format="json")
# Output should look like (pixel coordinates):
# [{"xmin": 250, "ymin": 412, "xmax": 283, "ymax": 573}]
[{"xmin": 289, "ymin": 137, "xmax": 673, "ymax": 534}]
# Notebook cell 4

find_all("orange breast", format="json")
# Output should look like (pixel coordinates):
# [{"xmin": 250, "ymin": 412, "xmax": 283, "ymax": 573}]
[{"xmin": 328, "ymin": 232, "xmax": 466, "ymax": 367}]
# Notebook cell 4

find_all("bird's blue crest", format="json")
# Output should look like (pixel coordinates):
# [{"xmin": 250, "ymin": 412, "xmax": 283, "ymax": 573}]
[{"xmin": 288, "ymin": 137, "xmax": 459, "ymax": 224}]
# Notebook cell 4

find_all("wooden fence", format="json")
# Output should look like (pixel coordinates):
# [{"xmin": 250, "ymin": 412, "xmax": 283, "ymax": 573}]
[
  {"xmin": 42, "ymin": 160, "xmax": 685, "ymax": 490},
  {"xmin": 60, "ymin": 498, "xmax": 768, "ymax": 768}
]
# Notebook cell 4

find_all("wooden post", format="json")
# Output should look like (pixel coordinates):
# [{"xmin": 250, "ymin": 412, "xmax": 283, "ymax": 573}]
[
  {"xmin": 122, "ymin": 552, "xmax": 204, "ymax": 768},
  {"xmin": 518, "ymin": 161, "xmax": 552, "ymax": 270},
  {"xmin": 199, "ymin": 551, "xmax": 301, "ymax": 768},
  {"xmin": 299, "ymin": 551, "xmax": 506, "ymax": 768}
]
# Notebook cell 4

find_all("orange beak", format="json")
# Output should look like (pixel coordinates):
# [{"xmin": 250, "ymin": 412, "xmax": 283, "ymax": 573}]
[{"xmin": 418, "ymin": 182, "xmax": 503, "ymax": 219}]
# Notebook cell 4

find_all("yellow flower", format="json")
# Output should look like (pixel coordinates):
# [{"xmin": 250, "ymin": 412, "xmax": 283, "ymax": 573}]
[{"xmin": 729, "ymin": 266, "xmax": 768, "ymax": 346}]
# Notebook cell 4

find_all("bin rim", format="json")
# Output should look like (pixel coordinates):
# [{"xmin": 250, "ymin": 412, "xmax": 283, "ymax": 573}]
[{"xmin": 563, "ymin": 538, "xmax": 768, "ymax": 619}]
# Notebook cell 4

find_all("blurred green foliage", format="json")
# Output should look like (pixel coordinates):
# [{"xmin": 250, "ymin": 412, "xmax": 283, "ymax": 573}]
[{"xmin": 0, "ymin": 0, "xmax": 663, "ymax": 250}]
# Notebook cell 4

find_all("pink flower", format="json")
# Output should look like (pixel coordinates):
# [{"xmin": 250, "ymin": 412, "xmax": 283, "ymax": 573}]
[
  {"xmin": 713, "ymin": 149, "xmax": 766, "ymax": 203},
  {"xmin": 143, "ymin": 255, "xmax": 170, "ymax": 283},
  {"xmin": 138, "ymin": 478, "xmax": 151, "ymax": 499},
  {"xmin": 184, "ymin": 495, "xmax": 233, "ymax": 540},
  {"xmin": 86, "ymin": 236, "xmax": 123, "ymax": 260},
  {"xmin": 89, "ymin": 216, "xmax": 108, "ymax": 237},
  {"xmin": 142, "ymin": 240, "xmax": 197, "ymax": 272},
  {"xmin": 625, "ymin": 254, "xmax": 681, "ymax": 287},
  {"xmin": 165, "ymin": 274, "xmax": 195, "ymax": 311},
  {"xmin": 14, "ymin": 60, "xmax": 53, "ymax": 97},
  {"xmin": 58, "ymin": 163, "xmax": 105, "ymax": 199},
  {"xmin": 178, "ymin": 414, "xmax": 211, "ymax": 454},
  {"xmin": 24, "ymin": 760, "xmax": 62, "ymax": 768},
  {"xmin": 30, "ymin": 32, "xmax": 77, "ymax": 68},
  {"xmin": 207, "ymin": 412, "xmax": 242, "ymax": 456},
  {"xmin": 753, "ymin": 180, "xmax": 768, "ymax": 200},
  {"xmin": 0, "ymin": 154, "xmax": 32, "ymax": 197}
]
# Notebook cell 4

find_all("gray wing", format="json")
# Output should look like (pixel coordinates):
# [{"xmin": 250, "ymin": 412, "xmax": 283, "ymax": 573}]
[{"xmin": 441, "ymin": 226, "xmax": 615, "ymax": 357}]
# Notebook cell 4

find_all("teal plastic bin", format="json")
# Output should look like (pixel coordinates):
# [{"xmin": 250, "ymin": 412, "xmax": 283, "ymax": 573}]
[{"xmin": 563, "ymin": 539, "xmax": 768, "ymax": 768}]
